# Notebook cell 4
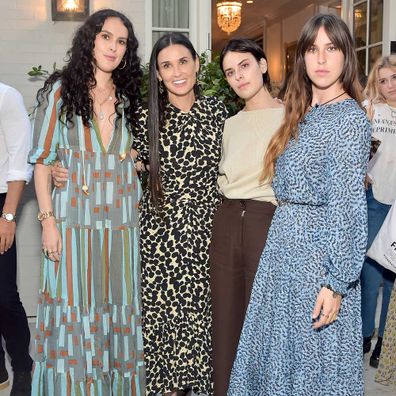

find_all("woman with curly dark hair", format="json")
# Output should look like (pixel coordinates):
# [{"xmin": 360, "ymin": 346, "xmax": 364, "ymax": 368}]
[{"xmin": 28, "ymin": 9, "xmax": 145, "ymax": 394}]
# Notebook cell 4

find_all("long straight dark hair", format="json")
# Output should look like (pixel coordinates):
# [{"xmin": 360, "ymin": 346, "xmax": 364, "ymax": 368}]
[
  {"xmin": 148, "ymin": 32, "xmax": 199, "ymax": 210},
  {"xmin": 263, "ymin": 13, "xmax": 363, "ymax": 181}
]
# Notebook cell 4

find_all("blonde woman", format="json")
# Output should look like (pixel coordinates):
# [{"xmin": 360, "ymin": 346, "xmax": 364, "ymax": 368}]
[{"xmin": 361, "ymin": 55, "xmax": 396, "ymax": 369}]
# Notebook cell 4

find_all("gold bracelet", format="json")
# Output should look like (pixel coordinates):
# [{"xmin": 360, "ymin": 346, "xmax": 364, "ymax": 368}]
[{"xmin": 37, "ymin": 211, "xmax": 54, "ymax": 222}]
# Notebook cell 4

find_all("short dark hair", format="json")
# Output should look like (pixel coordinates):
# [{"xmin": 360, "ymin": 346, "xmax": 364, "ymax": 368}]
[{"xmin": 220, "ymin": 38, "xmax": 271, "ymax": 91}]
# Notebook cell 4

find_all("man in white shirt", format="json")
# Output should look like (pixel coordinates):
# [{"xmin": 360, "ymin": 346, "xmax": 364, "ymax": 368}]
[{"xmin": 0, "ymin": 82, "xmax": 33, "ymax": 395}]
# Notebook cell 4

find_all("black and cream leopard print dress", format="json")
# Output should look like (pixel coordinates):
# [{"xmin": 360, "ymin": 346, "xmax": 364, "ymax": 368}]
[{"xmin": 133, "ymin": 97, "xmax": 228, "ymax": 395}]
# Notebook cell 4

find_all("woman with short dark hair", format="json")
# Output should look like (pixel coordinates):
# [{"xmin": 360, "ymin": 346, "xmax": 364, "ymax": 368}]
[{"xmin": 210, "ymin": 38, "xmax": 283, "ymax": 396}]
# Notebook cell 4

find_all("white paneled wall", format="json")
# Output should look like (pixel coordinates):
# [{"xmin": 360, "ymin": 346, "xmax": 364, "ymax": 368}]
[{"xmin": 0, "ymin": 0, "xmax": 146, "ymax": 316}]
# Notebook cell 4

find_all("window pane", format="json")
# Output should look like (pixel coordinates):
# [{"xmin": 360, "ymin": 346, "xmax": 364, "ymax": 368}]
[
  {"xmin": 369, "ymin": 45, "xmax": 382, "ymax": 72},
  {"xmin": 369, "ymin": 0, "xmax": 383, "ymax": 44},
  {"xmin": 152, "ymin": 31, "xmax": 189, "ymax": 45},
  {"xmin": 356, "ymin": 49, "xmax": 366, "ymax": 77},
  {"xmin": 153, "ymin": 0, "xmax": 189, "ymax": 29},
  {"xmin": 354, "ymin": 3, "xmax": 367, "ymax": 48}
]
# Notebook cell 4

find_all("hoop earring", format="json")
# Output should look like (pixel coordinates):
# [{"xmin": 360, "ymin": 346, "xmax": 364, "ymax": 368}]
[{"xmin": 118, "ymin": 58, "xmax": 127, "ymax": 70}]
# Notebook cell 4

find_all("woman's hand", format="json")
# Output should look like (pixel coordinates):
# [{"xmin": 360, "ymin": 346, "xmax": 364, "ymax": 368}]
[
  {"xmin": 51, "ymin": 161, "xmax": 68, "ymax": 188},
  {"xmin": 41, "ymin": 217, "xmax": 62, "ymax": 262},
  {"xmin": 311, "ymin": 287, "xmax": 341, "ymax": 329},
  {"xmin": 131, "ymin": 148, "xmax": 149, "ymax": 172}
]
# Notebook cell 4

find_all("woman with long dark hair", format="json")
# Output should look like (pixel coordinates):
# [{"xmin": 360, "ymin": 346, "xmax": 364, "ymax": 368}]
[
  {"xmin": 209, "ymin": 38, "xmax": 283, "ymax": 395},
  {"xmin": 29, "ymin": 9, "xmax": 145, "ymax": 394},
  {"xmin": 228, "ymin": 14, "xmax": 371, "ymax": 395},
  {"xmin": 133, "ymin": 33, "xmax": 227, "ymax": 395}
]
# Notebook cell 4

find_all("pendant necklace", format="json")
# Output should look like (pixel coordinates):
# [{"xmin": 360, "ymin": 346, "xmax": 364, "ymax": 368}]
[
  {"xmin": 311, "ymin": 91, "xmax": 346, "ymax": 108},
  {"xmin": 95, "ymin": 85, "xmax": 114, "ymax": 121}
]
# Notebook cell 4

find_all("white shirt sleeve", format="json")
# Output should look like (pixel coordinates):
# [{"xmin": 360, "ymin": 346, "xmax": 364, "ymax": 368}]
[{"xmin": 0, "ymin": 86, "xmax": 33, "ymax": 183}]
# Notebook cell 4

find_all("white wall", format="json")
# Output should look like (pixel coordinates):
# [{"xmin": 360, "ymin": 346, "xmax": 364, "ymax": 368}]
[
  {"xmin": 0, "ymin": 0, "xmax": 145, "ymax": 109},
  {"xmin": 0, "ymin": 0, "xmax": 146, "ymax": 317}
]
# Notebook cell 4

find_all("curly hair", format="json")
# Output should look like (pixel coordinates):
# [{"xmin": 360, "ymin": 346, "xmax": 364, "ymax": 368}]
[
  {"xmin": 36, "ymin": 9, "xmax": 142, "ymax": 130},
  {"xmin": 364, "ymin": 55, "xmax": 396, "ymax": 119}
]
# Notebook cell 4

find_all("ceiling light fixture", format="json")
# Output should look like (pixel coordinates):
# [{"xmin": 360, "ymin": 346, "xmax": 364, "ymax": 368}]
[{"xmin": 217, "ymin": 1, "xmax": 243, "ymax": 34}]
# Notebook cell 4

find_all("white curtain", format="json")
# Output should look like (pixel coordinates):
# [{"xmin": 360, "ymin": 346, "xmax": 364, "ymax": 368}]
[{"xmin": 152, "ymin": 0, "xmax": 189, "ymax": 29}]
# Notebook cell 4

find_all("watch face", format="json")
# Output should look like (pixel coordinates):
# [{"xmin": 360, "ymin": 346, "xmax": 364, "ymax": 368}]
[{"xmin": 4, "ymin": 213, "xmax": 14, "ymax": 221}]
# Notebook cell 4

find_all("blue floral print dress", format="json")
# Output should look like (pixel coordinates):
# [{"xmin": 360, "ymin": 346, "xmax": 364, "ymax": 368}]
[{"xmin": 228, "ymin": 99, "xmax": 371, "ymax": 396}]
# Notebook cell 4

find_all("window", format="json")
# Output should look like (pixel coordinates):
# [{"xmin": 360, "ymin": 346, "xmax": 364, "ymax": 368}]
[
  {"xmin": 145, "ymin": 0, "xmax": 211, "ymax": 62},
  {"xmin": 152, "ymin": 0, "xmax": 190, "ymax": 44},
  {"xmin": 354, "ymin": 0, "xmax": 383, "ymax": 75}
]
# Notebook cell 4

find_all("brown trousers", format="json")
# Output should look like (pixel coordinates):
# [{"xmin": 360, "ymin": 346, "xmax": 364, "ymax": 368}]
[{"xmin": 209, "ymin": 198, "xmax": 276, "ymax": 396}]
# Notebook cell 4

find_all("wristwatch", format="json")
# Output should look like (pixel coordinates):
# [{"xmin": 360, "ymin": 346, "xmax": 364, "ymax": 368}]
[
  {"xmin": 1, "ymin": 212, "xmax": 16, "ymax": 222},
  {"xmin": 37, "ymin": 211, "xmax": 54, "ymax": 222}
]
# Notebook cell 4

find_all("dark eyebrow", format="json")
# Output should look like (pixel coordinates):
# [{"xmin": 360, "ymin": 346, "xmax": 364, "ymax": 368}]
[
  {"xmin": 100, "ymin": 29, "xmax": 128, "ymax": 41},
  {"xmin": 224, "ymin": 58, "xmax": 249, "ymax": 73},
  {"xmin": 159, "ymin": 56, "xmax": 189, "ymax": 66},
  {"xmin": 238, "ymin": 58, "xmax": 249, "ymax": 65}
]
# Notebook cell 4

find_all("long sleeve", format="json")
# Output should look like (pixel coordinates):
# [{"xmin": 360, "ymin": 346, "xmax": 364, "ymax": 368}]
[
  {"xmin": 0, "ymin": 84, "xmax": 33, "ymax": 184},
  {"xmin": 324, "ymin": 110, "xmax": 372, "ymax": 295},
  {"xmin": 29, "ymin": 81, "xmax": 62, "ymax": 165},
  {"xmin": 132, "ymin": 107, "xmax": 149, "ymax": 163}
]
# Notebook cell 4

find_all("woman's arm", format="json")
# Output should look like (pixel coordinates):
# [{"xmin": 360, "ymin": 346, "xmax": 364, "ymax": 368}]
[
  {"xmin": 312, "ymin": 109, "xmax": 371, "ymax": 329},
  {"xmin": 35, "ymin": 163, "xmax": 62, "ymax": 262}
]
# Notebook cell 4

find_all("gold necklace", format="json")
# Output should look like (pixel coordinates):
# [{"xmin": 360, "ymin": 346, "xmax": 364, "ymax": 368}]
[{"xmin": 94, "ymin": 85, "xmax": 114, "ymax": 120}]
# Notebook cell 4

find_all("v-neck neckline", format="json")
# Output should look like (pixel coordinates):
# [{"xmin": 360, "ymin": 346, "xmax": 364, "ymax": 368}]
[{"xmin": 92, "ymin": 117, "xmax": 115, "ymax": 154}]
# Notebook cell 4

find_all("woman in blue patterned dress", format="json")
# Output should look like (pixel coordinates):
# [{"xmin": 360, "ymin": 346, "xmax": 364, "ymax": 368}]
[
  {"xmin": 28, "ymin": 9, "xmax": 145, "ymax": 395},
  {"xmin": 228, "ymin": 14, "xmax": 371, "ymax": 395}
]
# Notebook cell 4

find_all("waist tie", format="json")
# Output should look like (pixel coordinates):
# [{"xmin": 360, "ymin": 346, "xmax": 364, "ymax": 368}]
[{"xmin": 277, "ymin": 199, "xmax": 327, "ymax": 207}]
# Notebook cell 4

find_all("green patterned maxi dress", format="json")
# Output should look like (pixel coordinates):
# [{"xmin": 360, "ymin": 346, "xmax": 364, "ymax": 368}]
[{"xmin": 28, "ymin": 81, "xmax": 145, "ymax": 395}]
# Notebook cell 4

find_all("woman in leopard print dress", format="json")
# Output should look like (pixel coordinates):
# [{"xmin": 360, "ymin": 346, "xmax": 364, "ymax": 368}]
[{"xmin": 133, "ymin": 33, "xmax": 227, "ymax": 395}]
